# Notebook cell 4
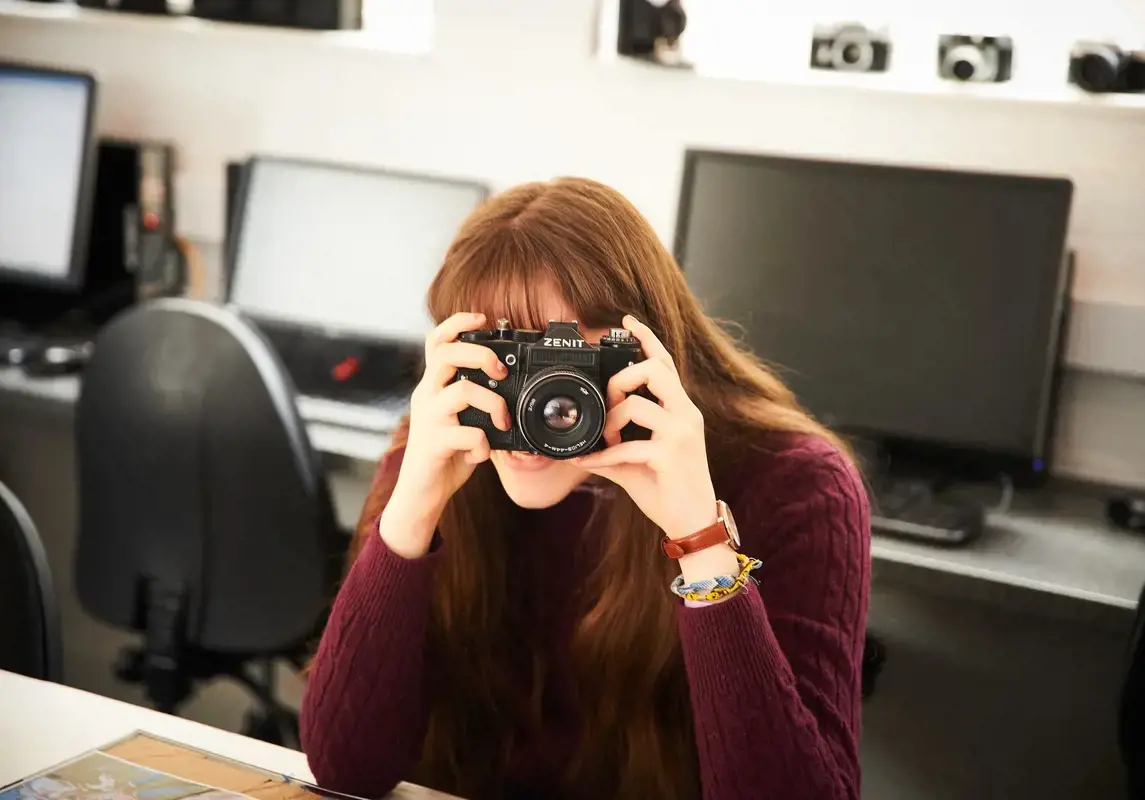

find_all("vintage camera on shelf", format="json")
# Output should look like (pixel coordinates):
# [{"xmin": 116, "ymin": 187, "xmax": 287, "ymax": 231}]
[
  {"xmin": 1069, "ymin": 42, "xmax": 1145, "ymax": 93},
  {"xmin": 617, "ymin": 0, "xmax": 690, "ymax": 68},
  {"xmin": 938, "ymin": 35, "xmax": 1013, "ymax": 82},
  {"xmin": 76, "ymin": 0, "xmax": 183, "ymax": 14},
  {"xmin": 193, "ymin": 0, "xmax": 361, "ymax": 30},
  {"xmin": 811, "ymin": 23, "xmax": 891, "ymax": 73},
  {"xmin": 453, "ymin": 320, "xmax": 652, "ymax": 460}
]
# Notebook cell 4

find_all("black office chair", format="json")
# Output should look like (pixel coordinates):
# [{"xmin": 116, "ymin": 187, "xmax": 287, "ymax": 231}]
[
  {"xmin": 74, "ymin": 299, "xmax": 342, "ymax": 746},
  {"xmin": 1120, "ymin": 580, "xmax": 1145, "ymax": 798},
  {"xmin": 0, "ymin": 479, "xmax": 63, "ymax": 683}
]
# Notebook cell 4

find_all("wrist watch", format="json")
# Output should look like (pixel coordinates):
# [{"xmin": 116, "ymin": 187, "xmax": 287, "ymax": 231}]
[{"xmin": 661, "ymin": 499, "xmax": 740, "ymax": 559}]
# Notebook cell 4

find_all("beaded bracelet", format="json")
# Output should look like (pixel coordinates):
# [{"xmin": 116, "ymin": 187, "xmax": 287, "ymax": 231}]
[{"xmin": 670, "ymin": 553, "xmax": 762, "ymax": 603}]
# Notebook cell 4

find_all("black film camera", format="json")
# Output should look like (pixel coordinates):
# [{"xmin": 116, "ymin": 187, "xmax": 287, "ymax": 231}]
[
  {"xmin": 1069, "ymin": 42, "xmax": 1145, "ymax": 94},
  {"xmin": 811, "ymin": 23, "xmax": 891, "ymax": 73},
  {"xmin": 454, "ymin": 320, "xmax": 652, "ymax": 460},
  {"xmin": 618, "ymin": 0, "xmax": 689, "ymax": 68},
  {"xmin": 938, "ymin": 35, "xmax": 1013, "ymax": 83}
]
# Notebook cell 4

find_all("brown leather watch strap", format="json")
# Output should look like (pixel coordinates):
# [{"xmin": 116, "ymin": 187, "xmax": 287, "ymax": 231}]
[
  {"xmin": 662, "ymin": 521, "xmax": 729, "ymax": 559},
  {"xmin": 661, "ymin": 500, "xmax": 740, "ymax": 559}
]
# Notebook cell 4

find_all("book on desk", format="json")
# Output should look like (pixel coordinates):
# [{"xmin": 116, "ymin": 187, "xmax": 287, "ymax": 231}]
[{"xmin": 0, "ymin": 731, "xmax": 382, "ymax": 800}]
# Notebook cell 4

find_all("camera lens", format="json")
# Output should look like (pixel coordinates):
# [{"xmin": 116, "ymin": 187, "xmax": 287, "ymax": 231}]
[
  {"xmin": 659, "ymin": 2, "xmax": 686, "ymax": 41},
  {"xmin": 517, "ymin": 367, "xmax": 606, "ymax": 460},
  {"xmin": 832, "ymin": 35, "xmax": 873, "ymax": 71},
  {"xmin": 942, "ymin": 44, "xmax": 993, "ymax": 82},
  {"xmin": 1077, "ymin": 50, "xmax": 1119, "ymax": 92},
  {"xmin": 953, "ymin": 60, "xmax": 974, "ymax": 80},
  {"xmin": 543, "ymin": 396, "xmax": 580, "ymax": 432}
]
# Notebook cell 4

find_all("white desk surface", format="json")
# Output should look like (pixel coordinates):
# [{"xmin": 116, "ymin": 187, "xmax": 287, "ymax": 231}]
[
  {"xmin": 3, "ymin": 366, "xmax": 1144, "ymax": 610},
  {"xmin": 0, "ymin": 367, "xmax": 396, "ymax": 464},
  {"xmin": 0, "ymin": 670, "xmax": 448, "ymax": 799},
  {"xmin": 872, "ymin": 503, "xmax": 1145, "ymax": 610}
]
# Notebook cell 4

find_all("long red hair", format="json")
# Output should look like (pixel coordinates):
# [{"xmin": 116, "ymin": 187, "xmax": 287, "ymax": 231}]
[{"xmin": 347, "ymin": 178, "xmax": 843, "ymax": 798}]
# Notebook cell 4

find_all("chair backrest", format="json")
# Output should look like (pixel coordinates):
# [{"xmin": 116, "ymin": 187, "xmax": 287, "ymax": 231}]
[
  {"xmin": 0, "ymin": 479, "xmax": 62, "ymax": 681},
  {"xmin": 1120, "ymin": 580, "xmax": 1145, "ymax": 798},
  {"xmin": 74, "ymin": 299, "xmax": 340, "ymax": 654}
]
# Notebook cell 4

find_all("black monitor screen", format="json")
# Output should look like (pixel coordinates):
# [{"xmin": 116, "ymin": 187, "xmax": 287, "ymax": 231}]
[
  {"xmin": 0, "ymin": 63, "xmax": 97, "ymax": 289},
  {"xmin": 675, "ymin": 151, "xmax": 1073, "ymax": 465}
]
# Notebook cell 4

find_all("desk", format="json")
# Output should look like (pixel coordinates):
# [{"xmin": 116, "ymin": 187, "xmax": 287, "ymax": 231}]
[
  {"xmin": 873, "ymin": 490, "xmax": 1145, "ymax": 610},
  {"xmin": 0, "ymin": 367, "xmax": 398, "ymax": 463},
  {"xmin": 3, "ymin": 365, "xmax": 1144, "ymax": 610},
  {"xmin": 0, "ymin": 670, "xmax": 451, "ymax": 800}
]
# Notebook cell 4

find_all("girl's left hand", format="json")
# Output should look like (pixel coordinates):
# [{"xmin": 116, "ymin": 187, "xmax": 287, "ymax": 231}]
[{"xmin": 574, "ymin": 315, "xmax": 719, "ymax": 542}]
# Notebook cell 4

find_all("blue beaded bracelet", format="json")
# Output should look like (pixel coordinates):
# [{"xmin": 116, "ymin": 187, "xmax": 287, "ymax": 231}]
[{"xmin": 670, "ymin": 553, "xmax": 762, "ymax": 602}]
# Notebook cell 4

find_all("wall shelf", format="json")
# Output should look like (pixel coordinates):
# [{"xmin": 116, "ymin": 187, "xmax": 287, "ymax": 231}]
[
  {"xmin": 596, "ymin": 55, "xmax": 1145, "ymax": 125},
  {"xmin": 0, "ymin": 0, "xmax": 431, "ymax": 56},
  {"xmin": 594, "ymin": 0, "xmax": 1145, "ymax": 122}
]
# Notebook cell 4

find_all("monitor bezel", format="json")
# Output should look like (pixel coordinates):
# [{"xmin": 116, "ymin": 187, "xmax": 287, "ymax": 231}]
[
  {"xmin": 224, "ymin": 154, "xmax": 491, "ymax": 343},
  {"xmin": 674, "ymin": 148, "xmax": 1075, "ymax": 485},
  {"xmin": 0, "ymin": 60, "xmax": 100, "ymax": 293}
]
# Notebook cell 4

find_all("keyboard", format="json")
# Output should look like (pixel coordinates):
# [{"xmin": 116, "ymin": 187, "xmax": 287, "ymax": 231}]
[
  {"xmin": 870, "ymin": 483, "xmax": 985, "ymax": 546},
  {"xmin": 295, "ymin": 395, "xmax": 408, "ymax": 433}
]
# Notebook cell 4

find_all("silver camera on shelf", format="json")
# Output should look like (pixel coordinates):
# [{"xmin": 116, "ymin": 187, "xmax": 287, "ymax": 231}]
[
  {"xmin": 811, "ymin": 23, "xmax": 891, "ymax": 73},
  {"xmin": 1068, "ymin": 41, "xmax": 1145, "ymax": 94},
  {"xmin": 938, "ymin": 35, "xmax": 1013, "ymax": 83}
]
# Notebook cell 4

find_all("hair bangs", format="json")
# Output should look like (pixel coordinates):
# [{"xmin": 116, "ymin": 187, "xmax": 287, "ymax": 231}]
[{"xmin": 428, "ymin": 226, "xmax": 628, "ymax": 333}]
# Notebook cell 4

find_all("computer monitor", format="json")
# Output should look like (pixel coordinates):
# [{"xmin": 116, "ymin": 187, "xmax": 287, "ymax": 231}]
[
  {"xmin": 675, "ymin": 150, "xmax": 1074, "ymax": 482},
  {"xmin": 0, "ymin": 62, "xmax": 99, "ymax": 291},
  {"xmin": 226, "ymin": 156, "xmax": 489, "ymax": 343}
]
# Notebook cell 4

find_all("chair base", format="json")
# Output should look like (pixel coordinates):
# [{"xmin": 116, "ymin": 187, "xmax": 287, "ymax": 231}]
[
  {"xmin": 243, "ymin": 707, "xmax": 300, "ymax": 747},
  {"xmin": 114, "ymin": 644, "xmax": 303, "ymax": 748}
]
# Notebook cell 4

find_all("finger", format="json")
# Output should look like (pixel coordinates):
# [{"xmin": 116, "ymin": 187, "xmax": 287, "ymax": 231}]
[
  {"xmin": 606, "ymin": 358, "xmax": 689, "ymax": 410},
  {"xmin": 602, "ymin": 394, "xmax": 670, "ymax": 446},
  {"xmin": 623, "ymin": 314, "xmax": 676, "ymax": 372},
  {"xmin": 576, "ymin": 463, "xmax": 635, "ymax": 490},
  {"xmin": 575, "ymin": 440, "xmax": 660, "ymax": 470},
  {"xmin": 435, "ymin": 380, "xmax": 512, "ymax": 431},
  {"xmin": 441, "ymin": 426, "xmax": 490, "ymax": 463},
  {"xmin": 425, "ymin": 312, "xmax": 486, "ymax": 356},
  {"xmin": 430, "ymin": 342, "xmax": 508, "ymax": 388}
]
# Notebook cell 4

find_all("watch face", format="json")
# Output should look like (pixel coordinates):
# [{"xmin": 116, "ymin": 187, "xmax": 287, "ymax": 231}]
[{"xmin": 718, "ymin": 499, "xmax": 740, "ymax": 548}]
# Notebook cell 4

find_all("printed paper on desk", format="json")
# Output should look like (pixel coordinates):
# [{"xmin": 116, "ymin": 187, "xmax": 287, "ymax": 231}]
[
  {"xmin": 0, "ymin": 733, "xmax": 374, "ymax": 800},
  {"xmin": 97, "ymin": 733, "xmax": 376, "ymax": 800}
]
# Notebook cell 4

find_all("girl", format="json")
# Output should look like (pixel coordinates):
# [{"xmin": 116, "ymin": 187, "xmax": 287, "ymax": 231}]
[{"xmin": 300, "ymin": 177, "xmax": 870, "ymax": 799}]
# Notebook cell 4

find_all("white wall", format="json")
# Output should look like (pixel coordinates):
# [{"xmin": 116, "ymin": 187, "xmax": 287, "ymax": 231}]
[{"xmin": 2, "ymin": 0, "xmax": 1145, "ymax": 486}]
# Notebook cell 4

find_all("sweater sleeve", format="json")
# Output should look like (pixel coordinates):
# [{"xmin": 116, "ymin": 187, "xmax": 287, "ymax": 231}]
[
  {"xmin": 678, "ymin": 441, "xmax": 871, "ymax": 800},
  {"xmin": 299, "ymin": 458, "xmax": 439, "ymax": 797}
]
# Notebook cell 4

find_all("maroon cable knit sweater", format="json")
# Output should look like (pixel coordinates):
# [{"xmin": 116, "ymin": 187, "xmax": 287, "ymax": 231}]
[{"xmin": 300, "ymin": 432, "xmax": 871, "ymax": 799}]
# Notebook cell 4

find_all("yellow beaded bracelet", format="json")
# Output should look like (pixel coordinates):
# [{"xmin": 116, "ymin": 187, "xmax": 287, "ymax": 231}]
[{"xmin": 670, "ymin": 553, "xmax": 762, "ymax": 603}]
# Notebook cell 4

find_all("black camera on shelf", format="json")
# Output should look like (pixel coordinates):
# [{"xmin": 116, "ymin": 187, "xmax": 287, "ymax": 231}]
[
  {"xmin": 454, "ymin": 320, "xmax": 652, "ymax": 460},
  {"xmin": 810, "ymin": 23, "xmax": 891, "ymax": 73},
  {"xmin": 1069, "ymin": 42, "xmax": 1145, "ymax": 94},
  {"xmin": 938, "ymin": 35, "xmax": 1013, "ymax": 83},
  {"xmin": 76, "ymin": 0, "xmax": 175, "ymax": 13},
  {"xmin": 617, "ymin": 0, "xmax": 689, "ymax": 68}
]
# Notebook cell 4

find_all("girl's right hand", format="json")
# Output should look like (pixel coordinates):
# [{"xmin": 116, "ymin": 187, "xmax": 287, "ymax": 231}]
[{"xmin": 380, "ymin": 312, "xmax": 511, "ymax": 557}]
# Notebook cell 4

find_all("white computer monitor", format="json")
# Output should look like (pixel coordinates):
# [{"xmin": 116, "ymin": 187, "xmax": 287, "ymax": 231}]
[
  {"xmin": 227, "ymin": 156, "xmax": 489, "ymax": 343},
  {"xmin": 0, "ymin": 63, "xmax": 98, "ymax": 289}
]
